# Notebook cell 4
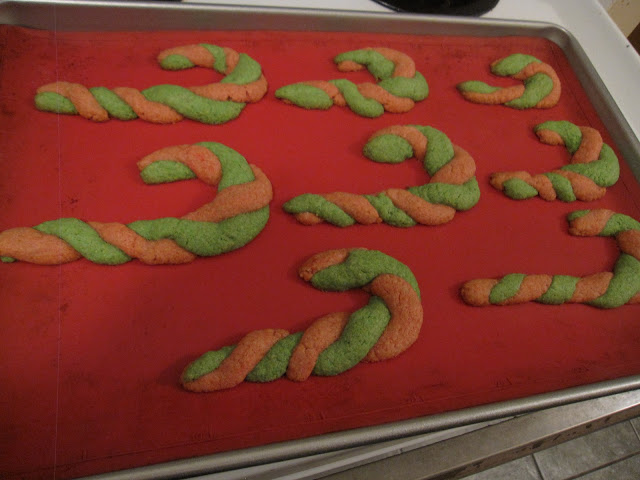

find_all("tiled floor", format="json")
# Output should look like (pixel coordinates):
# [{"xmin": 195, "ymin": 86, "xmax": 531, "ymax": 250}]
[{"xmin": 461, "ymin": 417, "xmax": 640, "ymax": 480}]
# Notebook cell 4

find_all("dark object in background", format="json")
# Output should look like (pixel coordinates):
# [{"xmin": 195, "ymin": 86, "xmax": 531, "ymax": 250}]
[
  {"xmin": 629, "ymin": 22, "xmax": 640, "ymax": 55},
  {"xmin": 371, "ymin": 0, "xmax": 500, "ymax": 16}
]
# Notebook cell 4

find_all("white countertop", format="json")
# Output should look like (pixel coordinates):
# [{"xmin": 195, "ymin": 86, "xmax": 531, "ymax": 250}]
[{"xmin": 186, "ymin": 0, "xmax": 640, "ymax": 141}]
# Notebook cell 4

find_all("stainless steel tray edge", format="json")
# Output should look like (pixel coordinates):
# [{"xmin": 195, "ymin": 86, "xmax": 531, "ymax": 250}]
[
  {"xmin": 2, "ymin": 2, "xmax": 640, "ymax": 478},
  {"xmin": 83, "ymin": 375, "xmax": 640, "ymax": 480}
]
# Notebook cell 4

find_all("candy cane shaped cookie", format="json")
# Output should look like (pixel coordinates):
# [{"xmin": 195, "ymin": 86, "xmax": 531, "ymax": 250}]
[
  {"xmin": 490, "ymin": 121, "xmax": 620, "ymax": 202},
  {"xmin": 275, "ymin": 48, "xmax": 429, "ymax": 118},
  {"xmin": 34, "ymin": 44, "xmax": 268, "ymax": 124},
  {"xmin": 461, "ymin": 209, "xmax": 640, "ymax": 309},
  {"xmin": 181, "ymin": 248, "xmax": 423, "ymax": 392},
  {"xmin": 457, "ymin": 54, "xmax": 561, "ymax": 109},
  {"xmin": 0, "ymin": 142, "xmax": 272, "ymax": 265},
  {"xmin": 283, "ymin": 125, "xmax": 480, "ymax": 227}
]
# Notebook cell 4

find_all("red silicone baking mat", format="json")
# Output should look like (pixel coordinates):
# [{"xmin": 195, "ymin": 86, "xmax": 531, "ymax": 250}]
[{"xmin": 1, "ymin": 23, "xmax": 640, "ymax": 479}]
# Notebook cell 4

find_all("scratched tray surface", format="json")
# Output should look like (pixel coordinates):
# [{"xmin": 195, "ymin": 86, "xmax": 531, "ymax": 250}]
[{"xmin": 1, "ymin": 23, "xmax": 640, "ymax": 480}]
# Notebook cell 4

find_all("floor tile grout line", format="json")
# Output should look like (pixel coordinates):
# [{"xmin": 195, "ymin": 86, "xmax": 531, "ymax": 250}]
[
  {"xmin": 569, "ymin": 450, "xmax": 640, "ymax": 479},
  {"xmin": 631, "ymin": 416, "xmax": 640, "ymax": 440},
  {"xmin": 532, "ymin": 452, "xmax": 547, "ymax": 480},
  {"xmin": 523, "ymin": 419, "xmax": 640, "ymax": 480}
]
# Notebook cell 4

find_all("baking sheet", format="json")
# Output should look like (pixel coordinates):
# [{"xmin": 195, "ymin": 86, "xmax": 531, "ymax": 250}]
[{"xmin": 2, "ymin": 3, "xmax": 640, "ymax": 479}]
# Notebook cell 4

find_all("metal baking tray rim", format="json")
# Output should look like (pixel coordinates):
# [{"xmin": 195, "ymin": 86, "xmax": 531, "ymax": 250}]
[
  {"xmin": 2, "ymin": 2, "xmax": 640, "ymax": 478},
  {"xmin": 88, "ymin": 374, "xmax": 640, "ymax": 480}
]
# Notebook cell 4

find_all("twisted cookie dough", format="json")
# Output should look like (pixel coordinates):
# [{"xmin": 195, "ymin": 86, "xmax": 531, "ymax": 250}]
[
  {"xmin": 461, "ymin": 209, "xmax": 640, "ymax": 309},
  {"xmin": 0, "ymin": 142, "xmax": 272, "ymax": 265},
  {"xmin": 181, "ymin": 248, "xmax": 423, "ymax": 392},
  {"xmin": 275, "ymin": 48, "xmax": 429, "ymax": 118},
  {"xmin": 490, "ymin": 121, "xmax": 620, "ymax": 202},
  {"xmin": 457, "ymin": 53, "xmax": 561, "ymax": 109},
  {"xmin": 283, "ymin": 125, "xmax": 480, "ymax": 227},
  {"xmin": 34, "ymin": 44, "xmax": 268, "ymax": 124}
]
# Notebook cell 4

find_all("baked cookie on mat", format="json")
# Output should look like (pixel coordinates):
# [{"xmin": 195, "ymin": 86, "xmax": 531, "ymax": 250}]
[
  {"xmin": 275, "ymin": 47, "xmax": 429, "ymax": 118},
  {"xmin": 181, "ymin": 248, "xmax": 423, "ymax": 392},
  {"xmin": 0, "ymin": 142, "xmax": 272, "ymax": 265}
]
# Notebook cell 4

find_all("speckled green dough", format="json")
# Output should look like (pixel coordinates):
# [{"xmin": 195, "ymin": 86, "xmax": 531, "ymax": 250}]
[
  {"xmin": 89, "ymin": 87, "xmax": 137, "ymax": 120},
  {"xmin": 183, "ymin": 345, "xmax": 235, "ymax": 383},
  {"xmin": 502, "ymin": 178, "xmax": 539, "ymax": 200},
  {"xmin": 34, "ymin": 91, "xmax": 77, "ymax": 114},
  {"xmin": 535, "ymin": 121, "xmax": 582, "ymax": 152},
  {"xmin": 160, "ymin": 44, "xmax": 227, "ymax": 73},
  {"xmin": 363, "ymin": 134, "xmax": 415, "ymax": 164},
  {"xmin": 491, "ymin": 54, "xmax": 541, "ymax": 76},
  {"xmin": 335, "ymin": 49, "xmax": 395, "ymax": 79},
  {"xmin": 413, "ymin": 125, "xmax": 456, "ymax": 175},
  {"xmin": 283, "ymin": 194, "xmax": 356, "ymax": 227},
  {"xmin": 590, "ymin": 254, "xmax": 640, "ymax": 308},
  {"xmin": 488, "ymin": 273, "xmax": 526, "ymax": 304},
  {"xmin": 505, "ymin": 73, "xmax": 553, "ymax": 109},
  {"xmin": 182, "ymin": 249, "xmax": 421, "ymax": 383},
  {"xmin": 244, "ymin": 332, "xmax": 304, "ymax": 382},
  {"xmin": 379, "ymin": 73, "xmax": 429, "ymax": 100},
  {"xmin": 544, "ymin": 172, "xmax": 577, "ymax": 202},
  {"xmin": 142, "ymin": 85, "xmax": 246, "ymax": 124},
  {"xmin": 310, "ymin": 249, "xmax": 420, "ymax": 297},
  {"xmin": 537, "ymin": 121, "xmax": 620, "ymax": 187},
  {"xmin": 363, "ymin": 125, "xmax": 455, "ymax": 176},
  {"xmin": 200, "ymin": 44, "xmax": 227, "ymax": 73},
  {"xmin": 567, "ymin": 210, "xmax": 640, "ymax": 236},
  {"xmin": 364, "ymin": 193, "xmax": 416, "ymax": 227},
  {"xmin": 140, "ymin": 160, "xmax": 196, "ymax": 184},
  {"xmin": 34, "ymin": 218, "xmax": 131, "ymax": 265},
  {"xmin": 3, "ymin": 142, "xmax": 270, "ymax": 264},
  {"xmin": 562, "ymin": 144, "xmax": 619, "ymax": 186},
  {"xmin": 329, "ymin": 79, "xmax": 385, "ymax": 118},
  {"xmin": 222, "ymin": 54, "xmax": 263, "ymax": 85},
  {"xmin": 408, "ymin": 179, "xmax": 480, "ymax": 211},
  {"xmin": 537, "ymin": 275, "xmax": 580, "ymax": 305},
  {"xmin": 274, "ymin": 84, "xmax": 333, "ymax": 109},
  {"xmin": 314, "ymin": 296, "xmax": 390, "ymax": 375},
  {"xmin": 456, "ymin": 81, "xmax": 500, "ymax": 95}
]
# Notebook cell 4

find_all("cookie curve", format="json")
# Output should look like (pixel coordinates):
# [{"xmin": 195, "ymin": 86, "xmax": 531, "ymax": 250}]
[
  {"xmin": 34, "ymin": 44, "xmax": 268, "ymax": 125},
  {"xmin": 0, "ymin": 142, "xmax": 273, "ymax": 265},
  {"xmin": 282, "ymin": 125, "xmax": 480, "ymax": 227},
  {"xmin": 460, "ymin": 209, "xmax": 640, "ymax": 309},
  {"xmin": 489, "ymin": 121, "xmax": 620, "ymax": 202},
  {"xmin": 181, "ymin": 248, "xmax": 423, "ymax": 392},
  {"xmin": 457, "ymin": 53, "xmax": 561, "ymax": 109}
]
